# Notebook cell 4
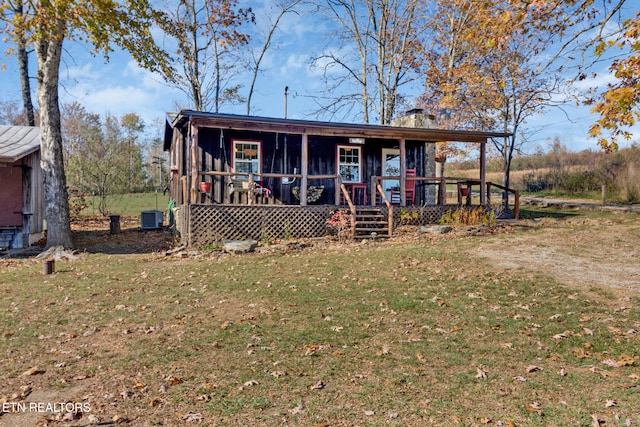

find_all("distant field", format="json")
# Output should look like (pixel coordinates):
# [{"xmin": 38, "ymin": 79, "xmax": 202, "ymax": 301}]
[
  {"xmin": 448, "ymin": 168, "xmax": 548, "ymax": 185},
  {"xmin": 80, "ymin": 192, "xmax": 170, "ymax": 217}
]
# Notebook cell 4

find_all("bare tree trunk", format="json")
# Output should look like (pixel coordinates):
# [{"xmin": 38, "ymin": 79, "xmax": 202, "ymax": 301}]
[
  {"xmin": 35, "ymin": 33, "xmax": 73, "ymax": 249},
  {"xmin": 11, "ymin": 1, "xmax": 35, "ymax": 126},
  {"xmin": 18, "ymin": 42, "xmax": 35, "ymax": 126}
]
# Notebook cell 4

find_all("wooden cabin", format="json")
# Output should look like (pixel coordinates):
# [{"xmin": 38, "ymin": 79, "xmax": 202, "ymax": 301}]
[
  {"xmin": 164, "ymin": 110, "xmax": 512, "ymax": 246},
  {"xmin": 0, "ymin": 126, "xmax": 44, "ymax": 249}
]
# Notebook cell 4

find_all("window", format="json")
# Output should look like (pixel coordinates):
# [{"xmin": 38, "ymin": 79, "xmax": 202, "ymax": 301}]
[
  {"xmin": 232, "ymin": 140, "xmax": 261, "ymax": 179},
  {"xmin": 337, "ymin": 145, "xmax": 361, "ymax": 183}
]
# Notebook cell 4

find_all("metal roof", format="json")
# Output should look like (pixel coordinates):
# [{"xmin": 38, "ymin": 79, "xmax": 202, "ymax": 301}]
[
  {"xmin": 168, "ymin": 110, "xmax": 510, "ymax": 146},
  {"xmin": 0, "ymin": 125, "xmax": 40, "ymax": 162}
]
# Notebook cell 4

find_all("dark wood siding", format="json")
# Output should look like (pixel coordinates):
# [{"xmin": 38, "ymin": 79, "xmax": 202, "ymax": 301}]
[{"xmin": 185, "ymin": 124, "xmax": 433, "ymax": 205}]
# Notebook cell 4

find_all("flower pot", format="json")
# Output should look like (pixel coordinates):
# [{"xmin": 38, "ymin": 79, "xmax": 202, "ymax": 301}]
[
  {"xmin": 199, "ymin": 182, "xmax": 212, "ymax": 193},
  {"xmin": 460, "ymin": 188, "xmax": 469, "ymax": 197}
]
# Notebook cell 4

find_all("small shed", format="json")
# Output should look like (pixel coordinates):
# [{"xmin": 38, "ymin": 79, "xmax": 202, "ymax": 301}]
[{"xmin": 0, "ymin": 126, "xmax": 45, "ymax": 249}]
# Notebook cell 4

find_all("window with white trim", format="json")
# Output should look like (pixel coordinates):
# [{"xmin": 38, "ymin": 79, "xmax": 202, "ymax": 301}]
[
  {"xmin": 233, "ymin": 140, "xmax": 261, "ymax": 179},
  {"xmin": 337, "ymin": 145, "xmax": 361, "ymax": 183}
]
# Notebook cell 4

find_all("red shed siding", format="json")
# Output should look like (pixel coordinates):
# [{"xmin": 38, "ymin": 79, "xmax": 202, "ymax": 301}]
[{"xmin": 0, "ymin": 163, "xmax": 23, "ymax": 226}]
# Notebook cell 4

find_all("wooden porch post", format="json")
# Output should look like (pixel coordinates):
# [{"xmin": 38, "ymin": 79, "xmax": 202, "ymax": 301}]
[
  {"xmin": 399, "ymin": 138, "xmax": 406, "ymax": 206},
  {"xmin": 189, "ymin": 125, "xmax": 199, "ymax": 205},
  {"xmin": 479, "ymin": 140, "xmax": 486, "ymax": 205},
  {"xmin": 300, "ymin": 133, "xmax": 308, "ymax": 206}
]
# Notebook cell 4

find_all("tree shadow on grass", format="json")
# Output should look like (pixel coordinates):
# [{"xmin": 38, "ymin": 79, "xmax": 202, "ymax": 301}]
[
  {"xmin": 71, "ymin": 217, "xmax": 176, "ymax": 255},
  {"xmin": 518, "ymin": 207, "xmax": 579, "ymax": 220}
]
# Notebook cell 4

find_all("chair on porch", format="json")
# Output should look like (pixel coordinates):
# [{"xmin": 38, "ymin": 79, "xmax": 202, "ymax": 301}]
[
  {"xmin": 343, "ymin": 183, "xmax": 367, "ymax": 205},
  {"xmin": 390, "ymin": 168, "xmax": 416, "ymax": 205}
]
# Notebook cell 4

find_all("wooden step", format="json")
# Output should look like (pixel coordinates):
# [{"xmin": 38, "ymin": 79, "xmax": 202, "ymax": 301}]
[
  {"xmin": 355, "ymin": 214, "xmax": 385, "ymax": 219},
  {"xmin": 356, "ymin": 220, "xmax": 389, "ymax": 225},
  {"xmin": 352, "ymin": 207, "xmax": 391, "ymax": 238}
]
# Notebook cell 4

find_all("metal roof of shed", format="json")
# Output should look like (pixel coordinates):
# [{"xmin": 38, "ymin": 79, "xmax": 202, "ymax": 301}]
[{"xmin": 0, "ymin": 125, "xmax": 40, "ymax": 162}]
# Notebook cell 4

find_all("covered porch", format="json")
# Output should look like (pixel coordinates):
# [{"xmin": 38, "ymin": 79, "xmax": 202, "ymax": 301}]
[{"xmin": 164, "ymin": 111, "xmax": 515, "ymax": 245}]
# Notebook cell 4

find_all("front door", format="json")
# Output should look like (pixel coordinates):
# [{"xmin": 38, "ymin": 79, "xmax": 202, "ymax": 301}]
[{"xmin": 381, "ymin": 148, "xmax": 400, "ymax": 201}]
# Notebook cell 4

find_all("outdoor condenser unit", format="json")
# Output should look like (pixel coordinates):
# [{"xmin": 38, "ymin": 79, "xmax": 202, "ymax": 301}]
[{"xmin": 141, "ymin": 210, "xmax": 163, "ymax": 230}]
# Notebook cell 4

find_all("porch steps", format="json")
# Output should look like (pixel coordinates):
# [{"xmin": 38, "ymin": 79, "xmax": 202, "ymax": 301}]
[
  {"xmin": 353, "ymin": 208, "xmax": 390, "ymax": 238},
  {"xmin": 0, "ymin": 227, "xmax": 17, "ymax": 250}
]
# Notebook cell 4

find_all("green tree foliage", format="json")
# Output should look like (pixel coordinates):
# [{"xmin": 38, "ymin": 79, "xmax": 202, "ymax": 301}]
[
  {"xmin": 0, "ymin": 0, "xmax": 172, "ymax": 248},
  {"xmin": 62, "ymin": 104, "xmax": 149, "ymax": 215}
]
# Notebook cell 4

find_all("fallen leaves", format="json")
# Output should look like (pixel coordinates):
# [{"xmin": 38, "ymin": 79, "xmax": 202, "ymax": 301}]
[
  {"xmin": 552, "ymin": 331, "xmax": 571, "ymax": 340},
  {"xmin": 181, "ymin": 412, "xmax": 203, "ymax": 422},
  {"xmin": 601, "ymin": 355, "xmax": 635, "ymax": 368},
  {"xmin": 20, "ymin": 367, "xmax": 45, "ymax": 377},
  {"xmin": 304, "ymin": 344, "xmax": 332, "ymax": 356},
  {"xmin": 526, "ymin": 402, "xmax": 543, "ymax": 415},
  {"xmin": 475, "ymin": 367, "xmax": 488, "ymax": 379},
  {"xmin": 376, "ymin": 345, "xmax": 391, "ymax": 356},
  {"xmin": 311, "ymin": 380, "xmax": 326, "ymax": 391},
  {"xmin": 288, "ymin": 403, "xmax": 305, "ymax": 414}
]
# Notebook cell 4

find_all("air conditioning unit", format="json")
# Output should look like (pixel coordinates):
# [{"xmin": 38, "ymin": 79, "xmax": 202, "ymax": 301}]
[{"xmin": 141, "ymin": 210, "xmax": 163, "ymax": 230}]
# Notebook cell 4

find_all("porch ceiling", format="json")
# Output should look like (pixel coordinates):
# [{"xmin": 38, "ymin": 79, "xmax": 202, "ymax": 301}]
[{"xmin": 169, "ymin": 110, "xmax": 510, "ymax": 144}]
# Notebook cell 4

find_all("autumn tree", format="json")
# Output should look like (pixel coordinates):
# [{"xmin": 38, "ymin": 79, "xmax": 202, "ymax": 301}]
[
  {"xmin": 158, "ymin": 0, "xmax": 253, "ymax": 112},
  {"xmin": 586, "ymin": 10, "xmax": 639, "ymax": 151},
  {"xmin": 120, "ymin": 113, "xmax": 147, "ymax": 192},
  {"xmin": 62, "ymin": 106, "xmax": 150, "ymax": 214},
  {"xmin": 421, "ymin": 0, "xmax": 564, "ymax": 210},
  {"xmin": 518, "ymin": 0, "xmax": 636, "ymax": 152},
  {"xmin": 0, "ymin": 99, "xmax": 36, "ymax": 125},
  {"xmin": 0, "ymin": 0, "xmax": 171, "ymax": 249},
  {"xmin": 311, "ymin": 0, "xmax": 424, "ymax": 124}
]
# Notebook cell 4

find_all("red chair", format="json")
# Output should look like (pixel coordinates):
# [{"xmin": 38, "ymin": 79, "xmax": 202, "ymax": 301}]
[{"xmin": 390, "ymin": 168, "xmax": 416, "ymax": 205}]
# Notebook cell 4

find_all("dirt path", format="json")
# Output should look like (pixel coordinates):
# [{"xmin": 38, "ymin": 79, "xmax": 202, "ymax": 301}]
[{"xmin": 472, "ymin": 216, "xmax": 640, "ymax": 292}]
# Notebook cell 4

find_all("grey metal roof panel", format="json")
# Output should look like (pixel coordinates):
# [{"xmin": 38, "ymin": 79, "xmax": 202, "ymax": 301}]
[
  {"xmin": 170, "ymin": 110, "xmax": 511, "ymax": 143},
  {"xmin": 0, "ymin": 125, "xmax": 40, "ymax": 162}
]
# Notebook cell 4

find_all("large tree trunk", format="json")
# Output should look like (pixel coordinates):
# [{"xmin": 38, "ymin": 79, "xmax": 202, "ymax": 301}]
[
  {"xmin": 35, "ymin": 34, "xmax": 73, "ymax": 249},
  {"xmin": 13, "ymin": 2, "xmax": 35, "ymax": 126}
]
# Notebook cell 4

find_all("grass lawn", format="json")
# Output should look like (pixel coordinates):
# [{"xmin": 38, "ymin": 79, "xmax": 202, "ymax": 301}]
[
  {"xmin": 80, "ymin": 192, "xmax": 170, "ymax": 217},
  {"xmin": 1, "ymin": 208, "xmax": 639, "ymax": 426}
]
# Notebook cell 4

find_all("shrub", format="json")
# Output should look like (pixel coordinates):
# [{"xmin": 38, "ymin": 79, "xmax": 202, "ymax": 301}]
[
  {"xmin": 399, "ymin": 208, "xmax": 419, "ymax": 225},
  {"xmin": 68, "ymin": 189, "xmax": 89, "ymax": 220},
  {"xmin": 439, "ymin": 206, "xmax": 497, "ymax": 227},
  {"xmin": 326, "ymin": 209, "xmax": 353, "ymax": 241}
]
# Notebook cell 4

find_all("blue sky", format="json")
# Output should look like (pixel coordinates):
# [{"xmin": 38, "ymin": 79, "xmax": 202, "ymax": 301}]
[{"xmin": 0, "ymin": 0, "xmax": 637, "ymax": 153}]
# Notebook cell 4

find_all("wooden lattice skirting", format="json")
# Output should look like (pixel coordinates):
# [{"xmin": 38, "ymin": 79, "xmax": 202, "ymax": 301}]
[
  {"xmin": 389, "ymin": 205, "xmax": 454, "ymax": 227},
  {"xmin": 177, "ymin": 204, "xmax": 461, "ymax": 247},
  {"xmin": 187, "ymin": 204, "xmax": 332, "ymax": 246}
]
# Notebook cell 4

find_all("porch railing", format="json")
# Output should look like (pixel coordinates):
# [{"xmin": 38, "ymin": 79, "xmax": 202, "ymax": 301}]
[
  {"xmin": 371, "ymin": 175, "xmax": 520, "ymax": 219},
  {"xmin": 374, "ymin": 179, "xmax": 394, "ymax": 236},
  {"xmin": 337, "ymin": 176, "xmax": 357, "ymax": 236},
  {"xmin": 187, "ymin": 170, "xmax": 519, "ymax": 218},
  {"xmin": 486, "ymin": 182, "xmax": 520, "ymax": 219},
  {"xmin": 196, "ymin": 170, "xmax": 339, "ymax": 206}
]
